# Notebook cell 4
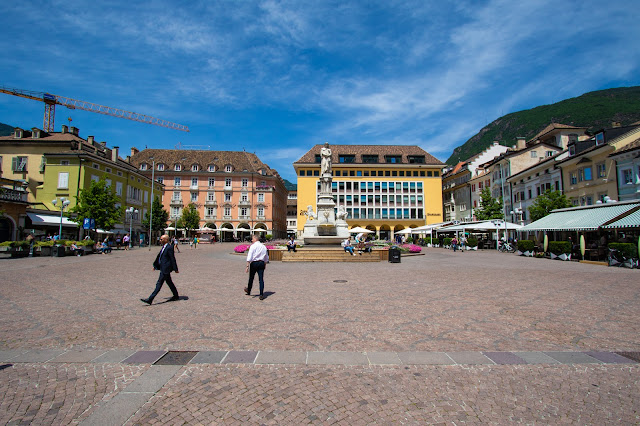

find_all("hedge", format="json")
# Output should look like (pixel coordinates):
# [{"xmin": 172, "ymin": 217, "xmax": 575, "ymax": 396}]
[
  {"xmin": 548, "ymin": 241, "xmax": 571, "ymax": 254},
  {"xmin": 608, "ymin": 243, "xmax": 638, "ymax": 259},
  {"xmin": 517, "ymin": 240, "xmax": 535, "ymax": 252},
  {"xmin": 467, "ymin": 237, "xmax": 478, "ymax": 248}
]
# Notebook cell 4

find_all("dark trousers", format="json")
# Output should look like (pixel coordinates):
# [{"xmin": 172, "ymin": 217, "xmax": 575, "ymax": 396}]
[
  {"xmin": 149, "ymin": 272, "xmax": 179, "ymax": 301},
  {"xmin": 247, "ymin": 261, "xmax": 265, "ymax": 295},
  {"xmin": 287, "ymin": 245, "xmax": 296, "ymax": 252}
]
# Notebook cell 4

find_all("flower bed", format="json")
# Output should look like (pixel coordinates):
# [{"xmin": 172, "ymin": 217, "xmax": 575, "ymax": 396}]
[
  {"xmin": 399, "ymin": 244, "xmax": 422, "ymax": 253},
  {"xmin": 234, "ymin": 244, "xmax": 277, "ymax": 253}
]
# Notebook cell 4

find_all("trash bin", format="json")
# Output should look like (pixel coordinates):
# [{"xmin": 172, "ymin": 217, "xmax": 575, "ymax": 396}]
[
  {"xmin": 389, "ymin": 246, "xmax": 401, "ymax": 263},
  {"xmin": 52, "ymin": 245, "xmax": 66, "ymax": 257}
]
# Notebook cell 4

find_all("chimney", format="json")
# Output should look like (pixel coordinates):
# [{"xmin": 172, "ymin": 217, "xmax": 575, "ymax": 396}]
[
  {"xmin": 99, "ymin": 141, "xmax": 107, "ymax": 151},
  {"xmin": 70, "ymin": 126, "xmax": 79, "ymax": 136},
  {"xmin": 87, "ymin": 136, "xmax": 94, "ymax": 145},
  {"xmin": 612, "ymin": 121, "xmax": 621, "ymax": 128},
  {"xmin": 61, "ymin": 125, "xmax": 68, "ymax": 134},
  {"xmin": 126, "ymin": 155, "xmax": 131, "ymax": 163},
  {"xmin": 131, "ymin": 147, "xmax": 139, "ymax": 157},
  {"xmin": 516, "ymin": 137, "xmax": 526, "ymax": 150},
  {"xmin": 112, "ymin": 146, "xmax": 119, "ymax": 162}
]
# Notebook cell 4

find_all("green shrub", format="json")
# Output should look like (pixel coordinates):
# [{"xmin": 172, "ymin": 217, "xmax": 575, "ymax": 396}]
[
  {"xmin": 443, "ymin": 238, "xmax": 452, "ymax": 246},
  {"xmin": 0, "ymin": 241, "xmax": 13, "ymax": 247},
  {"xmin": 466, "ymin": 237, "xmax": 478, "ymax": 248},
  {"xmin": 517, "ymin": 240, "xmax": 535, "ymax": 252},
  {"xmin": 608, "ymin": 242, "xmax": 638, "ymax": 259},
  {"xmin": 265, "ymin": 234, "xmax": 272, "ymax": 240},
  {"xmin": 35, "ymin": 240, "xmax": 54, "ymax": 247},
  {"xmin": 548, "ymin": 241, "xmax": 571, "ymax": 254},
  {"xmin": 79, "ymin": 239, "xmax": 95, "ymax": 247}
]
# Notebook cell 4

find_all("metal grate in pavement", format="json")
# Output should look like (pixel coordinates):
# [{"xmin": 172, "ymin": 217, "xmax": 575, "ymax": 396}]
[
  {"xmin": 154, "ymin": 351, "xmax": 198, "ymax": 365},
  {"xmin": 615, "ymin": 352, "xmax": 640, "ymax": 363}
]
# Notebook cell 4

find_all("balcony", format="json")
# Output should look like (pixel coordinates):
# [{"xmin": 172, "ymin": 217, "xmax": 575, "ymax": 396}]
[
  {"xmin": 224, "ymin": 185, "xmax": 233, "ymax": 191},
  {"xmin": 256, "ymin": 216, "xmax": 266, "ymax": 221},
  {"xmin": 190, "ymin": 185, "xmax": 198, "ymax": 190},
  {"xmin": 0, "ymin": 187, "xmax": 28, "ymax": 202},
  {"xmin": 238, "ymin": 215, "xmax": 250, "ymax": 221},
  {"xmin": 170, "ymin": 198, "xmax": 183, "ymax": 206},
  {"xmin": 223, "ymin": 215, "xmax": 232, "ymax": 220},
  {"xmin": 204, "ymin": 200, "xmax": 217, "ymax": 206},
  {"xmin": 204, "ymin": 214, "xmax": 217, "ymax": 220},
  {"xmin": 238, "ymin": 200, "xmax": 251, "ymax": 207}
]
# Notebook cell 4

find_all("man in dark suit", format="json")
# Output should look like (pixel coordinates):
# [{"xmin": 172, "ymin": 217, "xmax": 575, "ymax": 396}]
[{"xmin": 141, "ymin": 234, "xmax": 180, "ymax": 305}]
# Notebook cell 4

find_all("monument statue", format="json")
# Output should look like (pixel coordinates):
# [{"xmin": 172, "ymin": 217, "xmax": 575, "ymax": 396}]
[
  {"xmin": 320, "ymin": 142, "xmax": 332, "ymax": 176},
  {"xmin": 336, "ymin": 206, "xmax": 349, "ymax": 221}
]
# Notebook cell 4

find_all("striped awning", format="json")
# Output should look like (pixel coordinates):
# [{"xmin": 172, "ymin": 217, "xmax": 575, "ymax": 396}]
[
  {"xmin": 602, "ymin": 209, "xmax": 640, "ymax": 229},
  {"xmin": 521, "ymin": 202, "xmax": 640, "ymax": 232}
]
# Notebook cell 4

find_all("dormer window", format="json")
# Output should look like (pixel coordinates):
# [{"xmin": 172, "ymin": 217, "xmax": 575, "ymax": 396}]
[
  {"xmin": 384, "ymin": 155, "xmax": 402, "ymax": 164},
  {"xmin": 191, "ymin": 164, "xmax": 199, "ymax": 172},
  {"xmin": 140, "ymin": 163, "xmax": 148, "ymax": 171},
  {"xmin": 315, "ymin": 154, "xmax": 321, "ymax": 163},
  {"xmin": 157, "ymin": 163, "xmax": 165, "ymax": 171},
  {"xmin": 362, "ymin": 155, "xmax": 379, "ymax": 164},
  {"xmin": 225, "ymin": 165, "xmax": 233, "ymax": 172},
  {"xmin": 339, "ymin": 155, "xmax": 356, "ymax": 164},
  {"xmin": 407, "ymin": 155, "xmax": 425, "ymax": 164},
  {"xmin": 595, "ymin": 132, "xmax": 605, "ymax": 146},
  {"xmin": 208, "ymin": 164, "xmax": 216, "ymax": 172},
  {"xmin": 569, "ymin": 145, "xmax": 576, "ymax": 156},
  {"xmin": 174, "ymin": 164, "xmax": 182, "ymax": 171},
  {"xmin": 14, "ymin": 128, "xmax": 23, "ymax": 138}
]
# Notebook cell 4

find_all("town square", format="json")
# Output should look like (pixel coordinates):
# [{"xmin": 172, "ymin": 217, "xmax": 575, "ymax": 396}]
[
  {"xmin": 1, "ymin": 244, "xmax": 639, "ymax": 424},
  {"xmin": 2, "ymin": 1, "xmax": 640, "ymax": 424}
]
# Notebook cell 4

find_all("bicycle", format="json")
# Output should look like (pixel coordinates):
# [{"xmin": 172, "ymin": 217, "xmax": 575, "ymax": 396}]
[
  {"xmin": 498, "ymin": 241, "xmax": 516, "ymax": 253},
  {"xmin": 607, "ymin": 248, "xmax": 638, "ymax": 269}
]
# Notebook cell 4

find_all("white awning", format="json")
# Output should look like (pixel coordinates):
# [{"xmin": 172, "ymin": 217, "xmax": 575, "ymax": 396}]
[
  {"xmin": 521, "ymin": 201, "xmax": 640, "ymax": 232},
  {"xmin": 27, "ymin": 212, "xmax": 78, "ymax": 227}
]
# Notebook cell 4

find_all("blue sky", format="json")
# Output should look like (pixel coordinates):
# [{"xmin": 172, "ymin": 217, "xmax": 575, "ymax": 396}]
[{"xmin": 1, "ymin": 1, "xmax": 639, "ymax": 182}]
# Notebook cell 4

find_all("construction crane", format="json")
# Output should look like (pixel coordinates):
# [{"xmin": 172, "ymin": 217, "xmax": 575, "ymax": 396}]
[{"xmin": 0, "ymin": 85, "xmax": 189, "ymax": 132}]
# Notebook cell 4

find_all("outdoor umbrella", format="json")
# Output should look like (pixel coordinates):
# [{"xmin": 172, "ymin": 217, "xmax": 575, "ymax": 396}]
[{"xmin": 349, "ymin": 227, "xmax": 373, "ymax": 233}]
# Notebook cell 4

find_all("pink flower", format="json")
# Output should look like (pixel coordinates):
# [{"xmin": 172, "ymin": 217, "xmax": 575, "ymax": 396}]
[{"xmin": 234, "ymin": 244, "xmax": 250, "ymax": 253}]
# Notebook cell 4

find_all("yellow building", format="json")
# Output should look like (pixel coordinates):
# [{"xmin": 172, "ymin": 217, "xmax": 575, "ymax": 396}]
[
  {"xmin": 293, "ymin": 145, "xmax": 443, "ymax": 240},
  {"xmin": 558, "ymin": 124, "xmax": 640, "ymax": 206}
]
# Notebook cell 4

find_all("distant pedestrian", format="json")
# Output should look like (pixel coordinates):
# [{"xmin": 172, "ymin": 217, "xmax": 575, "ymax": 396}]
[
  {"xmin": 139, "ymin": 236, "xmax": 144, "ymax": 247},
  {"xmin": 171, "ymin": 236, "xmax": 181, "ymax": 253},
  {"xmin": 287, "ymin": 236, "xmax": 297, "ymax": 252},
  {"xmin": 452, "ymin": 236, "xmax": 458, "ymax": 252},
  {"xmin": 141, "ymin": 234, "xmax": 180, "ymax": 305},
  {"xmin": 244, "ymin": 234, "xmax": 269, "ymax": 300},
  {"xmin": 193, "ymin": 236, "xmax": 198, "ymax": 248},
  {"xmin": 123, "ymin": 234, "xmax": 130, "ymax": 250}
]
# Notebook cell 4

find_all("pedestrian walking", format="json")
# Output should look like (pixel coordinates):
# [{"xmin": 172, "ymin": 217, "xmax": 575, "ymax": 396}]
[
  {"xmin": 193, "ymin": 236, "xmax": 198, "ymax": 248},
  {"xmin": 452, "ymin": 236, "xmax": 458, "ymax": 252},
  {"xmin": 123, "ymin": 234, "xmax": 130, "ymax": 250},
  {"xmin": 171, "ymin": 236, "xmax": 180, "ymax": 253},
  {"xmin": 244, "ymin": 234, "xmax": 269, "ymax": 300},
  {"xmin": 141, "ymin": 234, "xmax": 180, "ymax": 305}
]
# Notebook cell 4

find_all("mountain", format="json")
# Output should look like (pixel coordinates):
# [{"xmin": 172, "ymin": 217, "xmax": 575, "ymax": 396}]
[
  {"xmin": 282, "ymin": 178, "xmax": 297, "ymax": 191},
  {"xmin": 446, "ymin": 86, "xmax": 640, "ymax": 165},
  {"xmin": 0, "ymin": 122, "xmax": 14, "ymax": 136}
]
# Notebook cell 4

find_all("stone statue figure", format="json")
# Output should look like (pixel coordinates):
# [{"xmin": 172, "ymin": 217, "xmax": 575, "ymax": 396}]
[
  {"xmin": 336, "ymin": 206, "xmax": 349, "ymax": 221},
  {"xmin": 306, "ymin": 205, "xmax": 317, "ymax": 221},
  {"xmin": 320, "ymin": 142, "xmax": 332, "ymax": 176}
]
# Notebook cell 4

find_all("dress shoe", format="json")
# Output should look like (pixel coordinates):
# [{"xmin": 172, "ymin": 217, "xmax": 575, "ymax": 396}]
[
  {"xmin": 244, "ymin": 287, "xmax": 250, "ymax": 295},
  {"xmin": 140, "ymin": 298, "xmax": 152, "ymax": 305},
  {"xmin": 259, "ymin": 295, "xmax": 265, "ymax": 300},
  {"xmin": 169, "ymin": 296, "xmax": 180, "ymax": 301}
]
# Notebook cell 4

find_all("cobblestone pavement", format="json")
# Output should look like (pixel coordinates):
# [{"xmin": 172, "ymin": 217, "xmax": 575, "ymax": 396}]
[{"xmin": 0, "ymin": 245, "xmax": 639, "ymax": 424}]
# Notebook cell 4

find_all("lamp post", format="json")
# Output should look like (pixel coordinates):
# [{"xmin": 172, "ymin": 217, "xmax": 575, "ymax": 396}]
[
  {"xmin": 126, "ymin": 207, "xmax": 139, "ymax": 248},
  {"xmin": 51, "ymin": 197, "xmax": 71, "ymax": 240},
  {"xmin": 149, "ymin": 157, "xmax": 154, "ymax": 250}
]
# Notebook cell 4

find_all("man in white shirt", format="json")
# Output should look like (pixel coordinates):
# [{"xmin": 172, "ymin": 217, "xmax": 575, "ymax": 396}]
[{"xmin": 245, "ymin": 234, "xmax": 269, "ymax": 300}]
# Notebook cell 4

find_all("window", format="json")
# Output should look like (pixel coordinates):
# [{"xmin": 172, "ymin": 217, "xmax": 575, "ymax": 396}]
[
  {"xmin": 191, "ymin": 177, "xmax": 198, "ymax": 187},
  {"xmin": 225, "ymin": 193, "xmax": 232, "ymax": 202},
  {"xmin": 191, "ymin": 192, "xmax": 198, "ymax": 202},
  {"xmin": 362, "ymin": 155, "xmax": 378, "ymax": 164},
  {"xmin": 173, "ymin": 191, "xmax": 181, "ymax": 200},
  {"xmin": 140, "ymin": 163, "xmax": 147, "ymax": 171},
  {"xmin": 408, "ymin": 155, "xmax": 425, "ymax": 164},
  {"xmin": 157, "ymin": 164, "xmax": 165, "ymax": 171},
  {"xmin": 315, "ymin": 154, "xmax": 321, "ymax": 163},
  {"xmin": 12, "ymin": 156, "xmax": 27, "ymax": 172},
  {"xmin": 93, "ymin": 163, "xmax": 100, "ymax": 169},
  {"xmin": 208, "ymin": 165, "xmax": 215, "ymax": 172},
  {"xmin": 579, "ymin": 166, "xmax": 592, "ymax": 182},
  {"xmin": 242, "ymin": 178, "xmax": 248, "ymax": 187},
  {"xmin": 224, "ymin": 207, "xmax": 231, "ymax": 216},
  {"xmin": 569, "ymin": 145, "xmax": 576, "ymax": 156},
  {"xmin": 225, "ymin": 178, "xmax": 232, "ymax": 188},
  {"xmin": 207, "ymin": 192, "xmax": 215, "ymax": 201},
  {"xmin": 59, "ymin": 160, "xmax": 70, "ymax": 166},
  {"xmin": 174, "ymin": 164, "xmax": 181, "ymax": 171},
  {"xmin": 105, "ymin": 179, "xmax": 112, "ymax": 188},
  {"xmin": 206, "ymin": 207, "xmax": 215, "ymax": 217},
  {"xmin": 241, "ymin": 193, "xmax": 248, "ymax": 202},
  {"xmin": 623, "ymin": 169, "xmax": 633, "ymax": 184},
  {"xmin": 339, "ymin": 155, "xmax": 355, "ymax": 163},
  {"xmin": 384, "ymin": 155, "xmax": 402, "ymax": 164},
  {"xmin": 191, "ymin": 164, "xmax": 199, "ymax": 172},
  {"xmin": 208, "ymin": 178, "xmax": 215, "ymax": 187},
  {"xmin": 117, "ymin": 171, "xmax": 123, "ymax": 177},
  {"xmin": 258, "ymin": 193, "xmax": 264, "ymax": 202},
  {"xmin": 174, "ymin": 177, "xmax": 181, "ymax": 187},
  {"xmin": 144, "ymin": 191, "xmax": 148, "ymax": 203},
  {"xmin": 171, "ymin": 206, "xmax": 181, "ymax": 217},
  {"xmin": 595, "ymin": 132, "xmax": 605, "ymax": 146},
  {"xmin": 225, "ymin": 165, "xmax": 233, "ymax": 172},
  {"xmin": 240, "ymin": 207, "xmax": 248, "ymax": 216},
  {"xmin": 116, "ymin": 182, "xmax": 123, "ymax": 195},
  {"xmin": 57, "ymin": 172, "xmax": 69, "ymax": 189},
  {"xmin": 570, "ymin": 172, "xmax": 577, "ymax": 185},
  {"xmin": 156, "ymin": 176, "xmax": 164, "ymax": 184},
  {"xmin": 596, "ymin": 163, "xmax": 606, "ymax": 178}
]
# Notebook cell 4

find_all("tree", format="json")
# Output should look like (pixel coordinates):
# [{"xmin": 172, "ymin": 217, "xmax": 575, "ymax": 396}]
[
  {"xmin": 142, "ymin": 196, "xmax": 169, "ymax": 234},
  {"xmin": 475, "ymin": 187, "xmax": 504, "ymax": 220},
  {"xmin": 71, "ymin": 177, "xmax": 123, "ymax": 232},
  {"xmin": 180, "ymin": 203, "xmax": 201, "ymax": 235},
  {"xmin": 528, "ymin": 190, "xmax": 571, "ymax": 222}
]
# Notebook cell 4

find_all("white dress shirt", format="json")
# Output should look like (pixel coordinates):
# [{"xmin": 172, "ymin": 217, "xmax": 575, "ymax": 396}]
[{"xmin": 246, "ymin": 241, "xmax": 269, "ymax": 262}]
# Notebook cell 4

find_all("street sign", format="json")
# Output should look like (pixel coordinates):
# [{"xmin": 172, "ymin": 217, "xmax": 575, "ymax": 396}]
[{"xmin": 83, "ymin": 218, "xmax": 95, "ymax": 229}]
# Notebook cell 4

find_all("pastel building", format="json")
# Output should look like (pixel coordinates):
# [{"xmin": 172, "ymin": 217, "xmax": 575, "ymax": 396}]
[
  {"xmin": 294, "ymin": 145, "xmax": 444, "ymax": 240},
  {"xmin": 130, "ymin": 149, "xmax": 288, "ymax": 240}
]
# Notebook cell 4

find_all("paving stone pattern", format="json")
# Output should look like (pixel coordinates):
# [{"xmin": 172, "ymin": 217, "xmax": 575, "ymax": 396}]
[{"xmin": 1, "ymin": 245, "xmax": 640, "ymax": 424}]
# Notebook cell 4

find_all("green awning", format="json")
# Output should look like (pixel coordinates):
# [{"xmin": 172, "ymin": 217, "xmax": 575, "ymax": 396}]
[
  {"xmin": 521, "ymin": 202, "xmax": 640, "ymax": 232},
  {"xmin": 603, "ymin": 208, "xmax": 640, "ymax": 229}
]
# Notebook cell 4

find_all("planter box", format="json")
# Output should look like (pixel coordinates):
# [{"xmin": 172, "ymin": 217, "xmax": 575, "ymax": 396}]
[
  {"xmin": 40, "ymin": 246, "xmax": 53, "ymax": 256},
  {"xmin": 82, "ymin": 246, "xmax": 94, "ymax": 255},
  {"xmin": 10, "ymin": 248, "xmax": 29, "ymax": 258},
  {"xmin": 550, "ymin": 252, "xmax": 571, "ymax": 261},
  {"xmin": 466, "ymin": 246, "xmax": 478, "ymax": 251}
]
